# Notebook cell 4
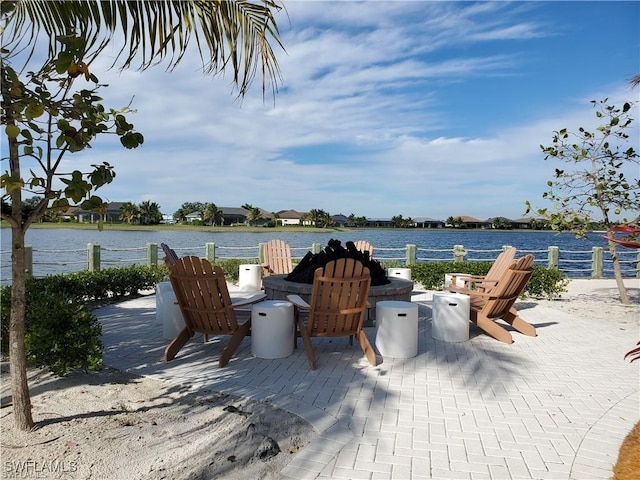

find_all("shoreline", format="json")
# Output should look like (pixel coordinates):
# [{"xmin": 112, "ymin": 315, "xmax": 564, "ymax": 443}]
[{"xmin": 2, "ymin": 221, "xmax": 604, "ymax": 234}]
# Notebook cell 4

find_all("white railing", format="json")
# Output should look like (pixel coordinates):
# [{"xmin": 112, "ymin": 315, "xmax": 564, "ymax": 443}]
[{"xmin": 1, "ymin": 242, "xmax": 638, "ymax": 282}]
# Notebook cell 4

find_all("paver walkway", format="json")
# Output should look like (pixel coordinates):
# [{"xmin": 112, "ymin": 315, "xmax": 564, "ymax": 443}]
[{"xmin": 96, "ymin": 282, "xmax": 639, "ymax": 480}]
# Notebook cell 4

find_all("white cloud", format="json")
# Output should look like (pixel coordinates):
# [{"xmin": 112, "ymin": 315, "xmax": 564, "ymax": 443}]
[{"xmin": 6, "ymin": 1, "xmax": 638, "ymax": 222}]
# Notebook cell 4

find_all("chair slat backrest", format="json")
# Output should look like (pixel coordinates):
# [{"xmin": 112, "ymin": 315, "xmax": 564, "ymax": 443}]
[
  {"xmin": 262, "ymin": 239, "xmax": 293, "ymax": 276},
  {"xmin": 161, "ymin": 242, "xmax": 179, "ymax": 266},
  {"xmin": 354, "ymin": 240, "xmax": 374, "ymax": 260},
  {"xmin": 168, "ymin": 256, "xmax": 240, "ymax": 336},
  {"xmin": 483, "ymin": 246, "xmax": 517, "ymax": 285},
  {"xmin": 305, "ymin": 258, "xmax": 371, "ymax": 338},
  {"xmin": 475, "ymin": 255, "xmax": 534, "ymax": 320}
]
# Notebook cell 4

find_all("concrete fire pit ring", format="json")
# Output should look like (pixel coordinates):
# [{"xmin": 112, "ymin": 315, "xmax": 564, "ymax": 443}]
[{"xmin": 262, "ymin": 274, "xmax": 414, "ymax": 326}]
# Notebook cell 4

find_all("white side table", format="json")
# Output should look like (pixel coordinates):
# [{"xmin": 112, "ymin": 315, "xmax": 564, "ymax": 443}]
[
  {"xmin": 239, "ymin": 264, "xmax": 262, "ymax": 292},
  {"xmin": 251, "ymin": 300, "xmax": 294, "ymax": 359},
  {"xmin": 387, "ymin": 268, "xmax": 412, "ymax": 281},
  {"xmin": 375, "ymin": 300, "xmax": 419, "ymax": 358},
  {"xmin": 432, "ymin": 292, "xmax": 470, "ymax": 342},
  {"xmin": 156, "ymin": 282, "xmax": 185, "ymax": 340}
]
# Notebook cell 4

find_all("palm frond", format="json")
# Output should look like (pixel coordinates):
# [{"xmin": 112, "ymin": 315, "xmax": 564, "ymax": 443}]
[{"xmin": 1, "ymin": 0, "xmax": 284, "ymax": 97}]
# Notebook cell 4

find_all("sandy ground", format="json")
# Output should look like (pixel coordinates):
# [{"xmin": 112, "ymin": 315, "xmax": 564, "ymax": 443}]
[
  {"xmin": 0, "ymin": 364, "xmax": 315, "ymax": 479},
  {"xmin": 1, "ymin": 279, "xmax": 638, "ymax": 479}
]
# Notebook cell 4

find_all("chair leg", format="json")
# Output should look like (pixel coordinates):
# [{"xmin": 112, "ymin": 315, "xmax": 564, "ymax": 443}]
[
  {"xmin": 165, "ymin": 328, "xmax": 193, "ymax": 361},
  {"xmin": 473, "ymin": 315, "xmax": 513, "ymax": 344},
  {"xmin": 219, "ymin": 321, "xmax": 251, "ymax": 368},
  {"xmin": 298, "ymin": 325, "xmax": 317, "ymax": 370},
  {"xmin": 503, "ymin": 308, "xmax": 537, "ymax": 337},
  {"xmin": 357, "ymin": 330, "xmax": 377, "ymax": 366}
]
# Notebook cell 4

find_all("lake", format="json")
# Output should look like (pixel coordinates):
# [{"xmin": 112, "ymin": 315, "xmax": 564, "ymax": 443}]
[{"xmin": 1, "ymin": 227, "xmax": 637, "ymax": 283}]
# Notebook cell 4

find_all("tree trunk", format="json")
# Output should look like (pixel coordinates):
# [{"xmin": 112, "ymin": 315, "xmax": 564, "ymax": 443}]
[
  {"xmin": 607, "ymin": 238, "xmax": 630, "ymax": 305},
  {"xmin": 9, "ymin": 224, "xmax": 34, "ymax": 430}
]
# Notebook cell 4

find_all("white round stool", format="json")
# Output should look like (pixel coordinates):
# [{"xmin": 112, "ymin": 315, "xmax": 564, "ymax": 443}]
[
  {"xmin": 387, "ymin": 268, "xmax": 412, "ymax": 281},
  {"xmin": 432, "ymin": 292, "xmax": 470, "ymax": 342},
  {"xmin": 375, "ymin": 300, "xmax": 418, "ymax": 358},
  {"xmin": 156, "ymin": 282, "xmax": 185, "ymax": 340},
  {"xmin": 239, "ymin": 264, "xmax": 262, "ymax": 292},
  {"xmin": 251, "ymin": 300, "xmax": 294, "ymax": 359}
]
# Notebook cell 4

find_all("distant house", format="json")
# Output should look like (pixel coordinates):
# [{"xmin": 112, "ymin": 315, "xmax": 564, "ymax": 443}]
[
  {"xmin": 277, "ymin": 209, "xmax": 304, "ymax": 226},
  {"xmin": 513, "ymin": 217, "xmax": 548, "ymax": 229},
  {"xmin": 70, "ymin": 201, "xmax": 126, "ymax": 223},
  {"xmin": 219, "ymin": 207, "xmax": 248, "ymax": 225},
  {"xmin": 219, "ymin": 206, "xmax": 272, "ymax": 226},
  {"xmin": 451, "ymin": 215, "xmax": 491, "ymax": 229},
  {"xmin": 365, "ymin": 218, "xmax": 394, "ymax": 228},
  {"xmin": 488, "ymin": 216, "xmax": 514, "ymax": 229},
  {"xmin": 414, "ymin": 217, "xmax": 445, "ymax": 228},
  {"xmin": 331, "ymin": 214, "xmax": 349, "ymax": 227},
  {"xmin": 185, "ymin": 211, "xmax": 203, "ymax": 222}
]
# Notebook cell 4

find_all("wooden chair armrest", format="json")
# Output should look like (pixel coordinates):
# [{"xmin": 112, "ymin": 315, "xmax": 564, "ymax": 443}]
[
  {"xmin": 287, "ymin": 294, "xmax": 310, "ymax": 310},
  {"xmin": 231, "ymin": 292, "xmax": 267, "ymax": 307},
  {"xmin": 465, "ymin": 291, "xmax": 493, "ymax": 299},
  {"xmin": 447, "ymin": 283, "xmax": 470, "ymax": 293},
  {"xmin": 457, "ymin": 274, "xmax": 485, "ymax": 281}
]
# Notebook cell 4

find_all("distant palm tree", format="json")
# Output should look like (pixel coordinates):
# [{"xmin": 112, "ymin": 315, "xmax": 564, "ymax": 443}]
[
  {"xmin": 203, "ymin": 202, "xmax": 224, "ymax": 226},
  {"xmin": 242, "ymin": 203, "xmax": 263, "ymax": 226},
  {"xmin": 139, "ymin": 200, "xmax": 162, "ymax": 225},
  {"xmin": 119, "ymin": 202, "xmax": 140, "ymax": 224}
]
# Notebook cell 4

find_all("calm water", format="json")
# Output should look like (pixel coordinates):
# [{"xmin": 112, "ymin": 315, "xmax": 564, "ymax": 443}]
[{"xmin": 1, "ymin": 227, "xmax": 636, "ymax": 283}]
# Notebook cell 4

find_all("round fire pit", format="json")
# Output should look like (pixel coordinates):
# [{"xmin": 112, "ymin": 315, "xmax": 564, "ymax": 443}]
[{"xmin": 262, "ymin": 274, "xmax": 414, "ymax": 326}]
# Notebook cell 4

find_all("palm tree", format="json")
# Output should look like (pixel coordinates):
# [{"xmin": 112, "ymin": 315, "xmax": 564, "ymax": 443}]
[
  {"xmin": 307, "ymin": 208, "xmax": 332, "ymax": 228},
  {"xmin": 2, "ymin": 1, "xmax": 283, "ymax": 97},
  {"xmin": 119, "ymin": 202, "xmax": 140, "ymax": 224},
  {"xmin": 242, "ymin": 203, "xmax": 263, "ymax": 226},
  {"xmin": 203, "ymin": 202, "xmax": 224, "ymax": 226},
  {"xmin": 1, "ymin": 0, "xmax": 284, "ymax": 431},
  {"xmin": 139, "ymin": 200, "xmax": 162, "ymax": 225}
]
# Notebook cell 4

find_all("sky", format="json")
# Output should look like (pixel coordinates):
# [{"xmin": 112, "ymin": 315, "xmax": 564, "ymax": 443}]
[{"xmin": 8, "ymin": 1, "xmax": 640, "ymax": 221}]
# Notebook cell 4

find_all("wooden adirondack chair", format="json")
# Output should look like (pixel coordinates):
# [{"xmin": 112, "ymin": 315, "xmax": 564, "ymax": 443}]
[
  {"xmin": 165, "ymin": 255, "xmax": 265, "ymax": 367},
  {"xmin": 354, "ymin": 240, "xmax": 374, "ymax": 259},
  {"xmin": 448, "ymin": 246, "xmax": 517, "ymax": 294},
  {"xmin": 287, "ymin": 258, "xmax": 377, "ymax": 369},
  {"xmin": 262, "ymin": 239, "xmax": 293, "ymax": 276},
  {"xmin": 466, "ymin": 254, "xmax": 536, "ymax": 344},
  {"xmin": 161, "ymin": 242, "xmax": 179, "ymax": 266}
]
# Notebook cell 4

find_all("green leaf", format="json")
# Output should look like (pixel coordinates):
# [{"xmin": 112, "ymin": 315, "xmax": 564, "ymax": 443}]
[
  {"xmin": 55, "ymin": 52, "xmax": 75, "ymax": 74},
  {"xmin": 51, "ymin": 198, "xmax": 70, "ymax": 211},
  {"xmin": 25, "ymin": 103, "xmax": 45, "ymax": 120},
  {"xmin": 5, "ymin": 125, "xmax": 20, "ymax": 139}
]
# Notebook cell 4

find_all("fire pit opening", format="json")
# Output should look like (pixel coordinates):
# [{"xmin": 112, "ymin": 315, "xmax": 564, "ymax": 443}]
[{"xmin": 285, "ymin": 239, "xmax": 390, "ymax": 286}]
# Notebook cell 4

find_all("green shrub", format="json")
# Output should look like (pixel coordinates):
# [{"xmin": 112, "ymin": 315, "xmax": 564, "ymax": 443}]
[
  {"xmin": 408, "ymin": 261, "xmax": 493, "ymax": 290},
  {"xmin": 214, "ymin": 258, "xmax": 259, "ymax": 283},
  {"xmin": 406, "ymin": 262, "xmax": 568, "ymax": 299},
  {"xmin": 526, "ymin": 267, "xmax": 569, "ymax": 299},
  {"xmin": 56, "ymin": 264, "xmax": 167, "ymax": 302},
  {"xmin": 0, "ymin": 264, "xmax": 167, "ymax": 376},
  {"xmin": 1, "ymin": 280, "xmax": 102, "ymax": 376},
  {"xmin": 24, "ymin": 290, "xmax": 103, "ymax": 376}
]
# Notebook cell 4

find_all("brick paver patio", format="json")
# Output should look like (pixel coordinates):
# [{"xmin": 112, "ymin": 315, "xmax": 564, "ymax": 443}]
[{"xmin": 96, "ymin": 283, "xmax": 639, "ymax": 480}]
